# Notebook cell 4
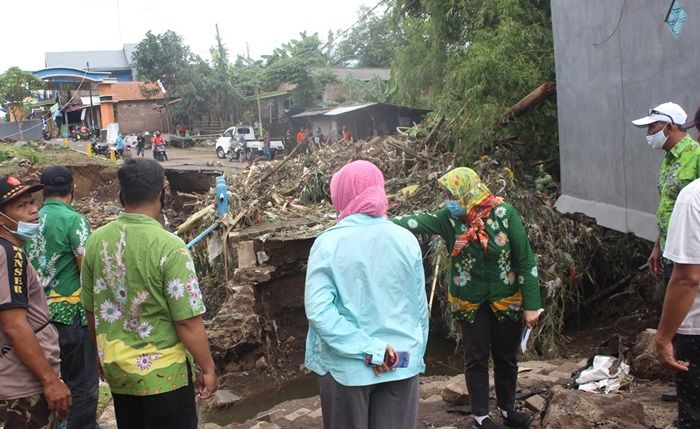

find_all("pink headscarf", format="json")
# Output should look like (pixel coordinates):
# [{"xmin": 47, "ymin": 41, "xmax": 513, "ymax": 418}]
[{"xmin": 330, "ymin": 160, "xmax": 388, "ymax": 221}]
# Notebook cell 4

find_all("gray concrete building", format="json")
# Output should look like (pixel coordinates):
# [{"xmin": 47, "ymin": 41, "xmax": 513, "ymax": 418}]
[{"xmin": 552, "ymin": 0, "xmax": 700, "ymax": 241}]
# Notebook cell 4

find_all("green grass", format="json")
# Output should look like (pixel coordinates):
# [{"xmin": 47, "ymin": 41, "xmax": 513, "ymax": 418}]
[{"xmin": 0, "ymin": 144, "xmax": 52, "ymax": 164}]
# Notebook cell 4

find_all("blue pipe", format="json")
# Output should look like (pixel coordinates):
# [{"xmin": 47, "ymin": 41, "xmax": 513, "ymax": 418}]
[
  {"xmin": 215, "ymin": 175, "xmax": 228, "ymax": 216},
  {"xmin": 186, "ymin": 221, "xmax": 220, "ymax": 249},
  {"xmin": 186, "ymin": 175, "xmax": 229, "ymax": 249}
]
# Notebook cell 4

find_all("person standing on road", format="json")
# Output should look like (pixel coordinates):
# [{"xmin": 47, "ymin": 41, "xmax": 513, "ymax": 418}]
[
  {"xmin": 115, "ymin": 133, "xmax": 125, "ymax": 158},
  {"xmin": 0, "ymin": 175, "xmax": 72, "ymax": 428},
  {"xmin": 25, "ymin": 166, "xmax": 99, "ymax": 429},
  {"xmin": 305, "ymin": 160, "xmax": 429, "ymax": 429},
  {"xmin": 633, "ymin": 103, "xmax": 700, "ymax": 403},
  {"xmin": 393, "ymin": 168, "xmax": 541, "ymax": 429},
  {"xmin": 81, "ymin": 159, "xmax": 217, "ymax": 429},
  {"xmin": 655, "ymin": 176, "xmax": 700, "ymax": 429},
  {"xmin": 136, "ymin": 133, "xmax": 146, "ymax": 158}
]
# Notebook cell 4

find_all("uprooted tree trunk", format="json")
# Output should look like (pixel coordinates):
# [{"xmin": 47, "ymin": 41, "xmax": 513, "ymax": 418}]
[{"xmin": 503, "ymin": 80, "xmax": 557, "ymax": 121}]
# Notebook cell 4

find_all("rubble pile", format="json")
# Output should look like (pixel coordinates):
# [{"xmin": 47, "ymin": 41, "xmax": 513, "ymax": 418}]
[{"xmin": 184, "ymin": 122, "xmax": 650, "ymax": 359}]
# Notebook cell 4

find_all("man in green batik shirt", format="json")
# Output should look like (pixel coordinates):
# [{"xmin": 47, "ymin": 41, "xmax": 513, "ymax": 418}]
[
  {"xmin": 25, "ymin": 166, "xmax": 99, "ymax": 428},
  {"xmin": 633, "ymin": 103, "xmax": 700, "ymax": 282},
  {"xmin": 633, "ymin": 102, "xmax": 700, "ymax": 404},
  {"xmin": 81, "ymin": 159, "xmax": 217, "ymax": 429}
]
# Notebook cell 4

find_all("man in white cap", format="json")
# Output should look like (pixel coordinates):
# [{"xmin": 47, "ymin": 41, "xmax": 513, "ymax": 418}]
[{"xmin": 633, "ymin": 102, "xmax": 700, "ymax": 403}]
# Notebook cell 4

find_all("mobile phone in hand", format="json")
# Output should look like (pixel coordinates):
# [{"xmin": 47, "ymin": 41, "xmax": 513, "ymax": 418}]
[{"xmin": 390, "ymin": 351, "xmax": 410, "ymax": 368}]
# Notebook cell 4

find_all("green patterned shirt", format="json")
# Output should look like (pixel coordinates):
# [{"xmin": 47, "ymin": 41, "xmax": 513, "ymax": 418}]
[
  {"xmin": 26, "ymin": 199, "xmax": 90, "ymax": 326},
  {"xmin": 657, "ymin": 135, "xmax": 700, "ymax": 250},
  {"xmin": 393, "ymin": 203, "xmax": 541, "ymax": 323},
  {"xmin": 81, "ymin": 213, "xmax": 206, "ymax": 396}
]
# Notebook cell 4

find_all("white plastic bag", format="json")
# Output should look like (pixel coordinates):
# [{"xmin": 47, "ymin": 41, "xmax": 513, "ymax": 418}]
[{"xmin": 575, "ymin": 355, "xmax": 630, "ymax": 393}]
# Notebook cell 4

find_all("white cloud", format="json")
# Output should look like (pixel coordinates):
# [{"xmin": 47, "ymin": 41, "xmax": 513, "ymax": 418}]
[{"xmin": 3, "ymin": 0, "xmax": 373, "ymax": 73}]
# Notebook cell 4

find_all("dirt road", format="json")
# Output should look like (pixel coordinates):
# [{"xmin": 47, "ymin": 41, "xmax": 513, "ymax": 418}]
[{"xmin": 51, "ymin": 138, "xmax": 245, "ymax": 173}]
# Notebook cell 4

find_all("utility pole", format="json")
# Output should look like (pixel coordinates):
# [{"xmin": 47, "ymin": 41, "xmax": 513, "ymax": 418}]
[
  {"xmin": 87, "ymin": 62, "xmax": 96, "ymax": 129},
  {"xmin": 215, "ymin": 24, "xmax": 225, "ymax": 68}
]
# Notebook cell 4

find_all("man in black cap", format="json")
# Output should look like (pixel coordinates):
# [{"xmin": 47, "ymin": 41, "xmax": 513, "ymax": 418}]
[
  {"xmin": 26, "ymin": 166, "xmax": 99, "ymax": 429},
  {"xmin": 0, "ymin": 175, "xmax": 72, "ymax": 428}
]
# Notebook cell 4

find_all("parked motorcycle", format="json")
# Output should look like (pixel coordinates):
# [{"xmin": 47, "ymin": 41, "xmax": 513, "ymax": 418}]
[
  {"xmin": 90, "ymin": 140, "xmax": 111, "ymax": 157},
  {"xmin": 71, "ymin": 125, "xmax": 99, "ymax": 142}
]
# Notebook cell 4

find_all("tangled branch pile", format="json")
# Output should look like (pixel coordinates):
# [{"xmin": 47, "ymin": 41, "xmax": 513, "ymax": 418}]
[{"xmin": 183, "ymin": 119, "xmax": 650, "ymax": 358}]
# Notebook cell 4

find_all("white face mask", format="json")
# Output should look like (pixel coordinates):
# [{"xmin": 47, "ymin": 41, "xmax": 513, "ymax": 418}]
[{"xmin": 646, "ymin": 124, "xmax": 669, "ymax": 150}]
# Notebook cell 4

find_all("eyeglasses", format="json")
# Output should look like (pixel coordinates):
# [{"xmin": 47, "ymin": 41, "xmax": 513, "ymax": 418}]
[{"xmin": 649, "ymin": 109, "xmax": 675, "ymax": 125}]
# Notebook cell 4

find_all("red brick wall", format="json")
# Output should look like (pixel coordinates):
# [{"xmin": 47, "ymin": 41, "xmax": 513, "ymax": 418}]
[{"xmin": 115, "ymin": 101, "xmax": 165, "ymax": 134}]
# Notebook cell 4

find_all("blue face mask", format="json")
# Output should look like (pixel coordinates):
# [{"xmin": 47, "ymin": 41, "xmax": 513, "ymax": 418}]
[
  {"xmin": 445, "ymin": 200, "xmax": 466, "ymax": 217},
  {"xmin": 1, "ymin": 212, "xmax": 40, "ymax": 241},
  {"xmin": 14, "ymin": 221, "xmax": 41, "ymax": 241}
]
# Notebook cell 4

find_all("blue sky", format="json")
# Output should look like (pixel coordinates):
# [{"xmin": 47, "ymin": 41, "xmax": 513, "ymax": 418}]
[{"xmin": 2, "ymin": 0, "xmax": 375, "ymax": 73}]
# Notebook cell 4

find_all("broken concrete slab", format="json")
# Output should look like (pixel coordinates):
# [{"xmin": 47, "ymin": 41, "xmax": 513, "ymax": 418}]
[
  {"xmin": 441, "ymin": 377, "xmax": 469, "ymax": 405},
  {"xmin": 554, "ymin": 360, "xmax": 586, "ymax": 376},
  {"xmin": 307, "ymin": 408, "xmax": 323, "ymax": 419},
  {"xmin": 284, "ymin": 408, "xmax": 312, "ymax": 421},
  {"xmin": 237, "ymin": 240, "xmax": 257, "ymax": 268},
  {"xmin": 255, "ymin": 408, "xmax": 286, "ymax": 423},
  {"xmin": 421, "ymin": 394, "xmax": 444, "ymax": 404},
  {"xmin": 524, "ymin": 394, "xmax": 546, "ymax": 413},
  {"xmin": 210, "ymin": 389, "xmax": 242, "ymax": 409},
  {"xmin": 542, "ymin": 385, "xmax": 648, "ymax": 428}
]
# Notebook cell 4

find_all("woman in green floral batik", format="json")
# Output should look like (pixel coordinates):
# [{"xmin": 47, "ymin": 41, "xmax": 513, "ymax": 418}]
[{"xmin": 393, "ymin": 167, "xmax": 542, "ymax": 429}]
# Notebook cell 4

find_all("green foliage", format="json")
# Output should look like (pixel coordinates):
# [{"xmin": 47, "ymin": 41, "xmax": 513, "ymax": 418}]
[
  {"xmin": 0, "ymin": 67, "xmax": 43, "ymax": 121},
  {"xmin": 341, "ymin": 72, "xmax": 397, "ymax": 103},
  {"xmin": 391, "ymin": 0, "xmax": 557, "ymax": 168},
  {"xmin": 0, "ymin": 67, "xmax": 43, "ymax": 105},
  {"xmin": 333, "ymin": 5, "xmax": 402, "ymax": 67},
  {"xmin": 171, "ymin": 59, "xmax": 218, "ymax": 122},
  {"xmin": 132, "ymin": 30, "xmax": 192, "ymax": 98}
]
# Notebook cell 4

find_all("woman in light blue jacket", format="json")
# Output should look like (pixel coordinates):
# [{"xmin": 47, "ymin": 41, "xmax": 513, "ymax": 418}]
[{"xmin": 304, "ymin": 160, "xmax": 429, "ymax": 429}]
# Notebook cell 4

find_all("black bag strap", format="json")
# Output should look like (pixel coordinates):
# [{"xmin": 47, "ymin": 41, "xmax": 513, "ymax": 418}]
[{"xmin": 0, "ymin": 319, "xmax": 51, "ymax": 358}]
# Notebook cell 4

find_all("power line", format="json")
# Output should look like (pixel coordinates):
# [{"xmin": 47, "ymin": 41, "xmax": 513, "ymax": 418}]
[{"xmin": 321, "ymin": 0, "xmax": 389, "ymax": 53}]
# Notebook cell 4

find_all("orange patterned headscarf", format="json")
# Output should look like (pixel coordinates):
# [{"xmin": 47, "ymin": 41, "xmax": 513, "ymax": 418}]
[{"xmin": 438, "ymin": 168, "xmax": 503, "ymax": 256}]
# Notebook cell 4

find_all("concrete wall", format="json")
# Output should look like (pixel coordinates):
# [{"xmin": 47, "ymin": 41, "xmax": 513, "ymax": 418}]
[
  {"xmin": 552, "ymin": 0, "xmax": 700, "ymax": 241},
  {"xmin": 0, "ymin": 120, "xmax": 43, "ymax": 140},
  {"xmin": 116, "ymin": 101, "xmax": 164, "ymax": 134}
]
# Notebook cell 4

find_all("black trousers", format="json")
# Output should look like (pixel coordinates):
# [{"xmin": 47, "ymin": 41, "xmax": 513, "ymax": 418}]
[
  {"xmin": 54, "ymin": 316, "xmax": 100, "ymax": 429},
  {"xmin": 459, "ymin": 304, "xmax": 522, "ymax": 416},
  {"xmin": 112, "ymin": 381, "xmax": 197, "ymax": 429},
  {"xmin": 674, "ymin": 334, "xmax": 700, "ymax": 429}
]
